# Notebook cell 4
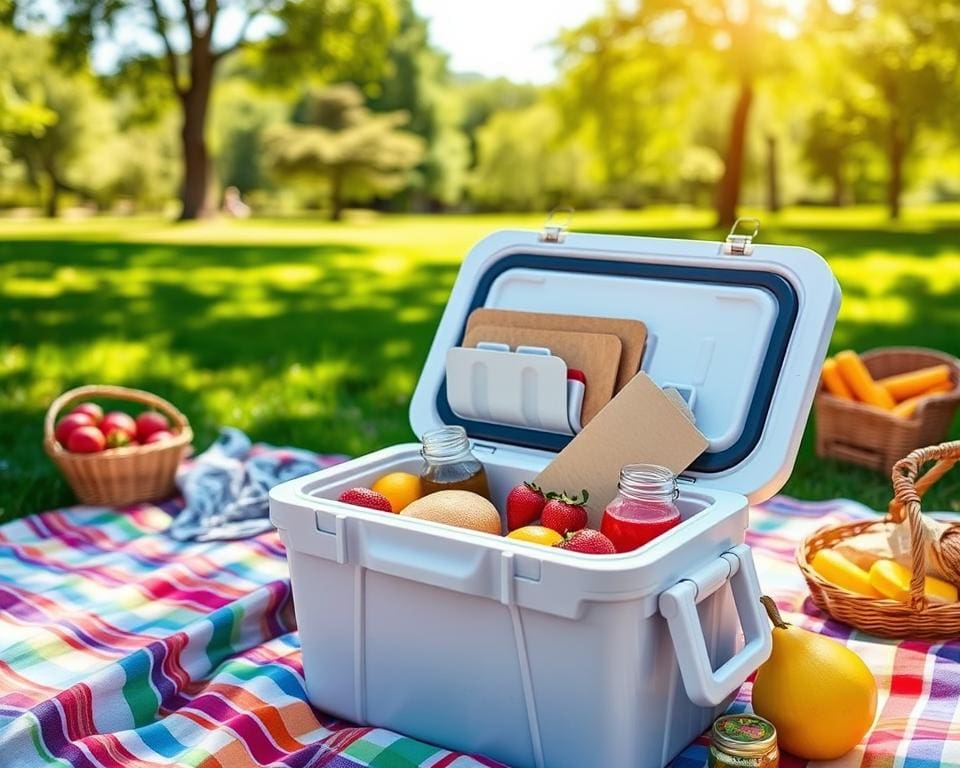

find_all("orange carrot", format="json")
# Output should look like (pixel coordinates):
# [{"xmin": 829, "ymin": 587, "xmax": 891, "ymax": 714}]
[
  {"xmin": 891, "ymin": 381, "xmax": 954, "ymax": 419},
  {"xmin": 834, "ymin": 350, "xmax": 896, "ymax": 409},
  {"xmin": 821, "ymin": 358, "xmax": 854, "ymax": 400},
  {"xmin": 879, "ymin": 364, "xmax": 952, "ymax": 402}
]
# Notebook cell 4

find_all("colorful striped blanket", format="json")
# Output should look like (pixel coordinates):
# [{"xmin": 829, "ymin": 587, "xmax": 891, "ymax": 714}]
[{"xmin": 1, "ymin": 470, "xmax": 958, "ymax": 767}]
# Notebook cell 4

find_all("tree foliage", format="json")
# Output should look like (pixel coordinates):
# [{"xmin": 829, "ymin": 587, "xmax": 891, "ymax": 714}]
[
  {"xmin": 264, "ymin": 83, "xmax": 424, "ymax": 220},
  {"xmin": 29, "ymin": 0, "xmax": 397, "ymax": 219},
  {"xmin": 1, "ymin": 31, "xmax": 119, "ymax": 216}
]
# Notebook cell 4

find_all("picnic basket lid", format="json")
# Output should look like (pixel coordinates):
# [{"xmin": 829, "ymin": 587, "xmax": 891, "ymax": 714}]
[{"xmin": 409, "ymin": 221, "xmax": 841, "ymax": 503}]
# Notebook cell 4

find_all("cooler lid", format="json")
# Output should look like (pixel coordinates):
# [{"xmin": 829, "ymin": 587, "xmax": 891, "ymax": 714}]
[{"xmin": 409, "ymin": 222, "xmax": 840, "ymax": 503}]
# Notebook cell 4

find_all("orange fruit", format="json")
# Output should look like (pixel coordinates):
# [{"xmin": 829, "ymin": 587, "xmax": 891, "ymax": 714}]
[
  {"xmin": 371, "ymin": 471, "xmax": 422, "ymax": 512},
  {"xmin": 507, "ymin": 525, "xmax": 564, "ymax": 547}
]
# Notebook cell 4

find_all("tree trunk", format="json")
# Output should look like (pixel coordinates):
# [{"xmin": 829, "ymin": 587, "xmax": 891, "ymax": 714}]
[
  {"xmin": 44, "ymin": 175, "xmax": 60, "ymax": 218},
  {"xmin": 714, "ymin": 79, "xmax": 754, "ymax": 229},
  {"xmin": 329, "ymin": 169, "xmax": 344, "ymax": 221},
  {"xmin": 765, "ymin": 134, "xmax": 780, "ymax": 213},
  {"xmin": 887, "ymin": 118, "xmax": 905, "ymax": 220},
  {"xmin": 178, "ymin": 52, "xmax": 215, "ymax": 221},
  {"xmin": 830, "ymin": 164, "xmax": 846, "ymax": 207}
]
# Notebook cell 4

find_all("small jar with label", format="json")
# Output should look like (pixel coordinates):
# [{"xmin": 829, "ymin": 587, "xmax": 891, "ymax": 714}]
[
  {"xmin": 419, "ymin": 425, "xmax": 491, "ymax": 500},
  {"xmin": 709, "ymin": 714, "xmax": 779, "ymax": 768},
  {"xmin": 599, "ymin": 463, "xmax": 681, "ymax": 553}
]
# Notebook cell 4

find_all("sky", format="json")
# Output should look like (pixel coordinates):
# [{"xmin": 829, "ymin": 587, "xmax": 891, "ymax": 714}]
[{"xmin": 413, "ymin": 0, "xmax": 605, "ymax": 83}]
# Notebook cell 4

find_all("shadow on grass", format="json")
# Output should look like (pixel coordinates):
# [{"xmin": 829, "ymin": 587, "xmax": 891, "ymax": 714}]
[
  {"xmin": 2, "ymin": 218, "xmax": 959, "ymax": 518},
  {"xmin": 0, "ymin": 238, "xmax": 461, "ymax": 519}
]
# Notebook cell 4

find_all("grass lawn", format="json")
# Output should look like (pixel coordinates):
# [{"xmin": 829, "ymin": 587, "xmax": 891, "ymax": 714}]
[{"xmin": 2, "ymin": 205, "xmax": 959, "ymax": 521}]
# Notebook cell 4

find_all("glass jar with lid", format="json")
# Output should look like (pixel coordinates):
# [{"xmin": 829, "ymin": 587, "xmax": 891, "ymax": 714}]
[
  {"xmin": 709, "ymin": 714, "xmax": 779, "ymax": 768},
  {"xmin": 419, "ymin": 425, "xmax": 491, "ymax": 500},
  {"xmin": 599, "ymin": 463, "xmax": 682, "ymax": 553}
]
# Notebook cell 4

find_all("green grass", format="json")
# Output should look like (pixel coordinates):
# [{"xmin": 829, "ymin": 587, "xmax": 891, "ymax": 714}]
[{"xmin": 2, "ymin": 205, "xmax": 959, "ymax": 520}]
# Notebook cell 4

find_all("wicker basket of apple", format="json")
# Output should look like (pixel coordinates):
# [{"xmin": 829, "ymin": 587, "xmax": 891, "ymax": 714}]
[{"xmin": 44, "ymin": 385, "xmax": 193, "ymax": 507}]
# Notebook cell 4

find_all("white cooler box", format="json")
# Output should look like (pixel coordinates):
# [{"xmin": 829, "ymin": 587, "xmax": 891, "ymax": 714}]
[{"xmin": 270, "ymin": 224, "xmax": 841, "ymax": 768}]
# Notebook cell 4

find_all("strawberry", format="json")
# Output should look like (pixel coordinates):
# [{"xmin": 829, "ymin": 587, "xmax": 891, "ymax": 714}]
[
  {"xmin": 540, "ymin": 490, "xmax": 589, "ymax": 535},
  {"xmin": 337, "ymin": 487, "xmax": 394, "ymax": 513},
  {"xmin": 559, "ymin": 528, "xmax": 616, "ymax": 555},
  {"xmin": 506, "ymin": 482, "xmax": 547, "ymax": 531}
]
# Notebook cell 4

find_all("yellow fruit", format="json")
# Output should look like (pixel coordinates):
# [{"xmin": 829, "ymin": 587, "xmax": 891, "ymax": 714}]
[
  {"xmin": 371, "ymin": 472, "xmax": 422, "ymax": 512},
  {"xmin": 811, "ymin": 549, "xmax": 881, "ymax": 597},
  {"xmin": 507, "ymin": 526, "xmax": 564, "ymax": 546},
  {"xmin": 752, "ymin": 597, "xmax": 877, "ymax": 761},
  {"xmin": 869, "ymin": 559, "xmax": 958, "ymax": 605},
  {"xmin": 400, "ymin": 490, "xmax": 501, "ymax": 534}
]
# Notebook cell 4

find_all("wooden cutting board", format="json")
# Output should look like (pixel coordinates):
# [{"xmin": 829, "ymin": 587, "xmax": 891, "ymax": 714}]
[
  {"xmin": 465, "ymin": 309, "xmax": 647, "ymax": 393},
  {"xmin": 463, "ymin": 324, "xmax": 622, "ymax": 425}
]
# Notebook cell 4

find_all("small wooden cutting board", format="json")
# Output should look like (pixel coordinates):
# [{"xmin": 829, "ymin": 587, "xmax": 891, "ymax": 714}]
[
  {"xmin": 463, "ymin": 324, "xmax": 622, "ymax": 425},
  {"xmin": 465, "ymin": 309, "xmax": 647, "ymax": 393}
]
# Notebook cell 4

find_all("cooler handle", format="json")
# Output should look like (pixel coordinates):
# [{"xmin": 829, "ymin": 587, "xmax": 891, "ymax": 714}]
[{"xmin": 658, "ymin": 544, "xmax": 772, "ymax": 707}]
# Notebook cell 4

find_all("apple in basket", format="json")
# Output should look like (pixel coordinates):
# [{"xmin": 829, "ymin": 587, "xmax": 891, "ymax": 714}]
[
  {"xmin": 66, "ymin": 426, "xmax": 106, "ymax": 453},
  {"xmin": 136, "ymin": 411, "xmax": 171, "ymax": 442},
  {"xmin": 100, "ymin": 411, "xmax": 137, "ymax": 439},
  {"xmin": 55, "ymin": 412, "xmax": 96, "ymax": 445}
]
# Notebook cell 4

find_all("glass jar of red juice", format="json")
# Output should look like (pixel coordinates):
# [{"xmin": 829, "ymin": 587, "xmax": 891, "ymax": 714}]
[{"xmin": 600, "ymin": 463, "xmax": 681, "ymax": 553}]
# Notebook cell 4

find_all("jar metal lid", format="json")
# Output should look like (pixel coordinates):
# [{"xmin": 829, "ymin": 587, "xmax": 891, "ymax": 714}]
[{"xmin": 711, "ymin": 714, "xmax": 778, "ymax": 756}]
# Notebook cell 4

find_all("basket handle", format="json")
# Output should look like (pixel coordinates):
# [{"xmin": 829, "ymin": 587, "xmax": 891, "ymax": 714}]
[
  {"xmin": 889, "ymin": 440, "xmax": 960, "ymax": 608},
  {"xmin": 43, "ymin": 385, "xmax": 190, "ymax": 452}
]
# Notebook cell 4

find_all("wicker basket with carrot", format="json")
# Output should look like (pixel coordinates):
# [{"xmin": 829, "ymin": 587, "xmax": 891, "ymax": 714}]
[{"xmin": 815, "ymin": 347, "xmax": 960, "ymax": 473}]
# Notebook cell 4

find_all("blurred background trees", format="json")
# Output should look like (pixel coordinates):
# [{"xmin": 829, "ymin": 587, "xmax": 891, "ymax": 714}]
[
  {"xmin": 0, "ymin": 0, "xmax": 958, "ymax": 222},
  {"xmin": 264, "ymin": 83, "xmax": 424, "ymax": 220}
]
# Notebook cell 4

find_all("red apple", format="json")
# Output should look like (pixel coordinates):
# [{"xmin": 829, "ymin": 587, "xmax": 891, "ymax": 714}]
[
  {"xmin": 70, "ymin": 402, "xmax": 103, "ymax": 424},
  {"xmin": 55, "ymin": 412, "xmax": 94, "ymax": 446},
  {"xmin": 144, "ymin": 430, "xmax": 174, "ymax": 445},
  {"xmin": 101, "ymin": 411, "xmax": 136, "ymax": 438},
  {"xmin": 105, "ymin": 429, "xmax": 134, "ymax": 448},
  {"xmin": 136, "ymin": 411, "xmax": 170, "ymax": 442},
  {"xmin": 67, "ymin": 425, "xmax": 106, "ymax": 453}
]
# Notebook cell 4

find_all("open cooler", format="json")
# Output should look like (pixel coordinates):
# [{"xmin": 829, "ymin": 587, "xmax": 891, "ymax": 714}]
[{"xmin": 270, "ymin": 223, "xmax": 841, "ymax": 768}]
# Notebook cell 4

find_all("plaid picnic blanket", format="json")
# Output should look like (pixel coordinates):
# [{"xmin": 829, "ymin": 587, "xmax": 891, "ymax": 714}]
[{"xmin": 0, "ymin": 470, "xmax": 957, "ymax": 767}]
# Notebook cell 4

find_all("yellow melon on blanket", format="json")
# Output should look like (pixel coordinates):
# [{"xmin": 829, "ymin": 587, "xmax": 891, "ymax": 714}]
[{"xmin": 752, "ymin": 596, "xmax": 877, "ymax": 760}]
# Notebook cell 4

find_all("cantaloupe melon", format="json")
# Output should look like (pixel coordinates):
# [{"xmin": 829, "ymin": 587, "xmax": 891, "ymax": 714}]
[{"xmin": 400, "ymin": 490, "xmax": 502, "ymax": 534}]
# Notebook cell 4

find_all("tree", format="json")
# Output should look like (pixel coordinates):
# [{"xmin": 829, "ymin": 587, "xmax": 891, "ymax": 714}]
[
  {"xmin": 832, "ymin": 0, "xmax": 960, "ymax": 219},
  {"xmin": 0, "ymin": 29, "xmax": 55, "ymax": 137},
  {"xmin": 556, "ymin": 14, "xmax": 692, "ymax": 208},
  {"xmin": 264, "ymin": 83, "xmax": 424, "ymax": 220},
  {"xmin": 367, "ymin": 0, "xmax": 469, "ymax": 209},
  {"xmin": 1, "ymin": 31, "xmax": 117, "ymax": 216},
  {"xmin": 471, "ymin": 103, "xmax": 599, "ymax": 212},
  {"xmin": 569, "ymin": 0, "xmax": 796, "ymax": 225},
  {"xmin": 39, "ymin": 0, "xmax": 397, "ymax": 220}
]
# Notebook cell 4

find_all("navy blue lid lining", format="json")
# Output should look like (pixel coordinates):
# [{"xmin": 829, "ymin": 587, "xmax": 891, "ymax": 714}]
[{"xmin": 434, "ymin": 253, "xmax": 798, "ymax": 474}]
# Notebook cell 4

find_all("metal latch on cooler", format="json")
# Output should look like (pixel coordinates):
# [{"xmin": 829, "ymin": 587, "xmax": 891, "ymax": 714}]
[
  {"xmin": 539, "ymin": 206, "xmax": 575, "ymax": 243},
  {"xmin": 723, "ymin": 218, "xmax": 760, "ymax": 256}
]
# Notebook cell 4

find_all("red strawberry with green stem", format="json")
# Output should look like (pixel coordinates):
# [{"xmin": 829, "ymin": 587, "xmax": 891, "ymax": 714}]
[
  {"xmin": 541, "ymin": 489, "xmax": 589, "ymax": 535},
  {"xmin": 559, "ymin": 528, "xmax": 616, "ymax": 555},
  {"xmin": 506, "ymin": 482, "xmax": 547, "ymax": 531}
]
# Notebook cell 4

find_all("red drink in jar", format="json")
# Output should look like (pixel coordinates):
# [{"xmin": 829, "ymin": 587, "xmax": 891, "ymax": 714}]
[{"xmin": 600, "ymin": 464, "xmax": 681, "ymax": 553}]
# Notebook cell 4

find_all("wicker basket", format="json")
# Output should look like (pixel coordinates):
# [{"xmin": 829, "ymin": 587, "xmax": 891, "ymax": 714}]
[
  {"xmin": 798, "ymin": 440, "xmax": 960, "ymax": 639},
  {"xmin": 44, "ymin": 385, "xmax": 193, "ymax": 507},
  {"xmin": 815, "ymin": 347, "xmax": 960, "ymax": 473}
]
